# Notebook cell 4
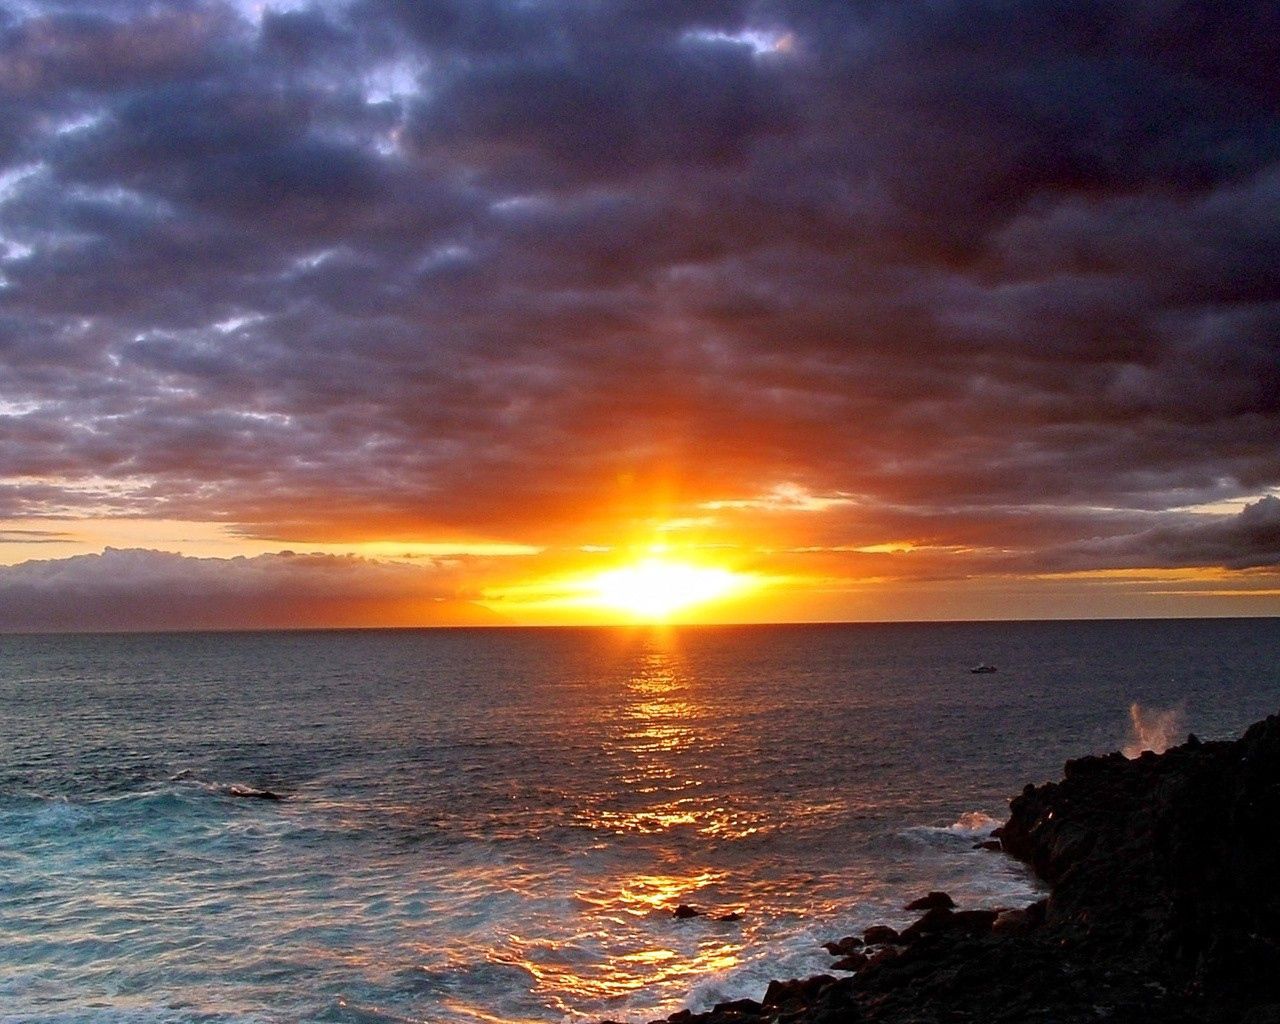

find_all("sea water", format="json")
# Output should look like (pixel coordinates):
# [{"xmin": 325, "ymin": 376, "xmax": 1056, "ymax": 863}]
[{"xmin": 2, "ymin": 619, "xmax": 1279, "ymax": 1023}]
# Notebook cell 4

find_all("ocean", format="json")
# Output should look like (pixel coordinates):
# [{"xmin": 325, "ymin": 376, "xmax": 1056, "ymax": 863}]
[{"xmin": 2, "ymin": 619, "xmax": 1278, "ymax": 1024}]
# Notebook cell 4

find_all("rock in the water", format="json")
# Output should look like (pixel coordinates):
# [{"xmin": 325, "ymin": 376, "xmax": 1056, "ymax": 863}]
[
  {"xmin": 709, "ymin": 999, "xmax": 761, "ymax": 1016},
  {"xmin": 673, "ymin": 904, "xmax": 702, "ymax": 919},
  {"xmin": 898, "ymin": 899, "xmax": 1020, "ymax": 943},
  {"xmin": 762, "ymin": 976, "xmax": 834, "ymax": 1007},
  {"xmin": 904, "ymin": 891, "xmax": 956, "ymax": 912},
  {"xmin": 898, "ymin": 906, "xmax": 954, "ymax": 943},
  {"xmin": 944, "ymin": 909, "xmax": 997, "ymax": 936},
  {"xmin": 831, "ymin": 951, "xmax": 869, "ymax": 972},
  {"xmin": 225, "ymin": 784, "xmax": 283, "ymax": 800},
  {"xmin": 862, "ymin": 925, "xmax": 900, "ymax": 945},
  {"xmin": 822, "ymin": 935, "xmax": 864, "ymax": 956},
  {"xmin": 863, "ymin": 947, "xmax": 899, "ymax": 969},
  {"xmin": 716, "ymin": 911, "xmax": 742, "ymax": 922},
  {"xmin": 973, "ymin": 839, "xmax": 1002, "ymax": 851},
  {"xmin": 991, "ymin": 906, "xmax": 1037, "ymax": 935}
]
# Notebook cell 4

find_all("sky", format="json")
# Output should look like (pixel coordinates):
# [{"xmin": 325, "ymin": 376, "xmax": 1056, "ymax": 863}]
[{"xmin": 1, "ymin": 0, "xmax": 1279, "ymax": 630}]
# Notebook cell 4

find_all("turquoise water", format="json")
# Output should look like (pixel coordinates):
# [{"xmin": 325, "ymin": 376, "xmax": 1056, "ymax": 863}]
[{"xmin": 2, "ymin": 620, "xmax": 1278, "ymax": 1023}]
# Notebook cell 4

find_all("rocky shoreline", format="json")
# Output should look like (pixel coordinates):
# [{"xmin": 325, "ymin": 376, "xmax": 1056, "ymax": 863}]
[{"xmin": 633, "ymin": 713, "xmax": 1280, "ymax": 1024}]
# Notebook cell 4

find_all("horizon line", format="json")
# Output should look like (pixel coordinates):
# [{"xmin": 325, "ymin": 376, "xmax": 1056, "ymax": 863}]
[{"xmin": 2, "ymin": 612, "xmax": 1277, "ymax": 639}]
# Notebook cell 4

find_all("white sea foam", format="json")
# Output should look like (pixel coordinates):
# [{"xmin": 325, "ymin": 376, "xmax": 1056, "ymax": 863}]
[{"xmin": 22, "ymin": 798, "xmax": 93, "ymax": 831}]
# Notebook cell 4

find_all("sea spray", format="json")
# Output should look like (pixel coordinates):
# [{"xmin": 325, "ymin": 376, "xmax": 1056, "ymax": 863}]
[{"xmin": 1123, "ymin": 702, "xmax": 1185, "ymax": 758}]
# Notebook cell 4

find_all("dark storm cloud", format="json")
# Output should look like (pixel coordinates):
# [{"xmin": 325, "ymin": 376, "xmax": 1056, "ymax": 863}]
[
  {"xmin": 407, "ymin": 26, "xmax": 796, "ymax": 184},
  {"xmin": 1, "ymin": 0, "xmax": 1278, "ymax": 576},
  {"xmin": 1039, "ymin": 496, "xmax": 1280, "ymax": 573}
]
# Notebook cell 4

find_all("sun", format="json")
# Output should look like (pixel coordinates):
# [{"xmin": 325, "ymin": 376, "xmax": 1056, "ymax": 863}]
[{"xmin": 586, "ymin": 558, "xmax": 753, "ymax": 621}]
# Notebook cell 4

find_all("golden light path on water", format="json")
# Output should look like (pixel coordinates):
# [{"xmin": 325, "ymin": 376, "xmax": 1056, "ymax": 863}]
[
  {"xmin": 297, "ymin": 635, "xmax": 824, "ymax": 1023},
  {"xmin": 498, "ymin": 642, "xmax": 751, "ymax": 1012}
]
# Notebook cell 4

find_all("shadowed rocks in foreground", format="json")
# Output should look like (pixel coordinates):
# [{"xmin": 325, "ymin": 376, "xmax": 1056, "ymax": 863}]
[{"xmin": 632, "ymin": 713, "xmax": 1280, "ymax": 1024}]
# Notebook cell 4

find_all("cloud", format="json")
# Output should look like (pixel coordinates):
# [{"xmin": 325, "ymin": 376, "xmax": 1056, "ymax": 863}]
[
  {"xmin": 0, "ymin": 548, "xmax": 502, "ymax": 631},
  {"xmin": 1036, "ymin": 495, "xmax": 1280, "ymax": 573},
  {"xmin": 0, "ymin": 527, "xmax": 71, "ymax": 543},
  {"xmin": 0, "ymin": 0, "xmax": 1277, "ymax": 593}
]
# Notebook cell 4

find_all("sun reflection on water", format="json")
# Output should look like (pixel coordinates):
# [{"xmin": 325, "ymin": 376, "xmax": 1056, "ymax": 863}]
[
  {"xmin": 575, "ymin": 639, "xmax": 765, "ymax": 842},
  {"xmin": 486, "ymin": 636, "xmax": 757, "ymax": 1016},
  {"xmin": 356, "ymin": 634, "xmax": 878, "ymax": 1023}
]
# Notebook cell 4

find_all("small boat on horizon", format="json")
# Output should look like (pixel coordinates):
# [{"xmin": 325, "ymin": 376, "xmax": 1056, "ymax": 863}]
[{"xmin": 969, "ymin": 663, "xmax": 998, "ymax": 674}]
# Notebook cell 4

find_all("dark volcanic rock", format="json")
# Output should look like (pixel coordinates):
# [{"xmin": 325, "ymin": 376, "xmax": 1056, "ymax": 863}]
[
  {"xmin": 990, "ymin": 901, "xmax": 1045, "ymax": 935},
  {"xmin": 862, "ymin": 947, "xmax": 898, "ymax": 970},
  {"xmin": 831, "ymin": 951, "xmax": 869, "ymax": 972},
  {"xmin": 861, "ymin": 925, "xmax": 900, "ymax": 945},
  {"xmin": 998, "ymin": 714, "xmax": 1280, "ymax": 1003},
  {"xmin": 673, "ymin": 904, "xmax": 702, "ymax": 919},
  {"xmin": 899, "ymin": 907, "xmax": 997, "ymax": 944},
  {"xmin": 897, "ymin": 906, "xmax": 954, "ymax": 943},
  {"xmin": 903, "ymin": 891, "xmax": 955, "ymax": 912},
  {"xmin": 637, "ymin": 712, "xmax": 1280, "ymax": 1024},
  {"xmin": 762, "ymin": 976, "xmax": 837, "ymax": 1008}
]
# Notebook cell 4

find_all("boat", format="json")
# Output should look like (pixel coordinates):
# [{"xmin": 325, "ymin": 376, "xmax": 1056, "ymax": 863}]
[{"xmin": 969, "ymin": 663, "xmax": 998, "ymax": 674}]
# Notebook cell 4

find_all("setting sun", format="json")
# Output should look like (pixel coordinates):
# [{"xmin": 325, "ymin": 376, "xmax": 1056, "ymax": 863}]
[{"xmin": 586, "ymin": 558, "xmax": 754, "ymax": 620}]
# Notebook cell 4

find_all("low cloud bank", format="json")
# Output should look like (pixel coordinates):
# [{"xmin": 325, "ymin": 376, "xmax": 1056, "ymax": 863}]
[{"xmin": 0, "ymin": 548, "xmax": 500, "ymax": 631}]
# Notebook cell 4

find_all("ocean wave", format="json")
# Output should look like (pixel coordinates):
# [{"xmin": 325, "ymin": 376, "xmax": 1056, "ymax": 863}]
[
  {"xmin": 895, "ymin": 810, "xmax": 1003, "ymax": 851},
  {"xmin": 2, "ymin": 796, "xmax": 95, "ymax": 832},
  {"xmin": 0, "ymin": 985, "xmax": 279, "ymax": 1024},
  {"xmin": 673, "ymin": 935, "xmax": 831, "ymax": 1017},
  {"xmin": 0, "ymin": 1012, "xmax": 276, "ymax": 1024},
  {"xmin": 0, "ymin": 781, "xmax": 293, "ymax": 850},
  {"xmin": 10, "ymin": 623, "xmax": 1263, "ymax": 1024}
]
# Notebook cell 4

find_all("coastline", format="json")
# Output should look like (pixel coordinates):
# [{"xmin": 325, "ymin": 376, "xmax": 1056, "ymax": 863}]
[{"xmin": 630, "ymin": 713, "xmax": 1280, "ymax": 1024}]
